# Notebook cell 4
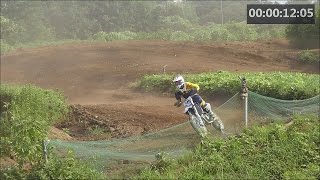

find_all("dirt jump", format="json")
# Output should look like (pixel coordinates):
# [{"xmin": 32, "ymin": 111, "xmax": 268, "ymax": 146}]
[{"xmin": 1, "ymin": 40, "xmax": 318, "ymax": 139}]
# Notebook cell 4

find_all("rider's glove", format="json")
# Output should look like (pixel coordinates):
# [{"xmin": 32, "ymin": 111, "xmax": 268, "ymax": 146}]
[{"xmin": 174, "ymin": 101, "xmax": 182, "ymax": 107}]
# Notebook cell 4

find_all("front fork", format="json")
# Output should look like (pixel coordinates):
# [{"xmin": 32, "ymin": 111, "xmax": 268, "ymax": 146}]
[{"xmin": 187, "ymin": 110, "xmax": 205, "ymax": 127}]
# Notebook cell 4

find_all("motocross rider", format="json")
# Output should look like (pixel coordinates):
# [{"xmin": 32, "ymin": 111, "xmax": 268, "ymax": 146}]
[{"xmin": 173, "ymin": 75, "xmax": 224, "ymax": 133}]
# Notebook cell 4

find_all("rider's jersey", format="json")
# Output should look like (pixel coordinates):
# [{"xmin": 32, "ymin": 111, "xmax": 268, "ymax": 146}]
[
  {"xmin": 175, "ymin": 82, "xmax": 200, "ymax": 99},
  {"xmin": 175, "ymin": 82, "xmax": 206, "ymax": 107}
]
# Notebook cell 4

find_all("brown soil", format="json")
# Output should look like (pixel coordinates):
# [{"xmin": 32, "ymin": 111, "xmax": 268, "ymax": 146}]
[
  {"xmin": 48, "ymin": 127, "xmax": 73, "ymax": 140},
  {"xmin": 1, "ymin": 40, "xmax": 318, "ymax": 140}
]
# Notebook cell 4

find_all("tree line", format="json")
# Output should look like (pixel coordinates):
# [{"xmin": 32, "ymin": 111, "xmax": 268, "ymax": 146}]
[
  {"xmin": 0, "ymin": 1, "xmax": 249, "ymax": 43},
  {"xmin": 0, "ymin": 1, "xmax": 319, "ymax": 48}
]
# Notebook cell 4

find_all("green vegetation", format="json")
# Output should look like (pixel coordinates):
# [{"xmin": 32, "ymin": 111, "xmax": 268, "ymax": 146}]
[
  {"xmin": 135, "ymin": 71, "xmax": 320, "ymax": 100},
  {"xmin": 136, "ymin": 115, "xmax": 320, "ymax": 179},
  {"xmin": 298, "ymin": 50, "xmax": 319, "ymax": 64},
  {"xmin": 286, "ymin": 8, "xmax": 320, "ymax": 48},
  {"xmin": 1, "ymin": 1, "xmax": 318, "ymax": 54},
  {"xmin": 0, "ymin": 151, "xmax": 104, "ymax": 180},
  {"xmin": 0, "ymin": 84, "xmax": 102, "ymax": 179},
  {"xmin": 90, "ymin": 24, "xmax": 285, "ymax": 43},
  {"xmin": 86, "ymin": 125, "xmax": 106, "ymax": 136},
  {"xmin": 0, "ymin": 84, "xmax": 68, "ymax": 166},
  {"xmin": 1, "ymin": 1, "xmax": 289, "ymax": 54}
]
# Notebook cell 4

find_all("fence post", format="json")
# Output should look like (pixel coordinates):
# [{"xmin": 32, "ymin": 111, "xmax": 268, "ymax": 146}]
[
  {"xmin": 162, "ymin": 65, "xmax": 168, "ymax": 74},
  {"xmin": 239, "ymin": 76, "xmax": 248, "ymax": 128},
  {"xmin": 42, "ymin": 139, "xmax": 50, "ymax": 163}
]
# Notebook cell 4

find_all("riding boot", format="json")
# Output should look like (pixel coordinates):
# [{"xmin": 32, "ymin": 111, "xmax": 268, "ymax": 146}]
[{"xmin": 202, "ymin": 103, "xmax": 214, "ymax": 122}]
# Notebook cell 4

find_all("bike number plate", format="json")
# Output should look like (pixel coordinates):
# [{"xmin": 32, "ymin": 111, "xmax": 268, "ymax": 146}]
[{"xmin": 184, "ymin": 99, "xmax": 193, "ymax": 113}]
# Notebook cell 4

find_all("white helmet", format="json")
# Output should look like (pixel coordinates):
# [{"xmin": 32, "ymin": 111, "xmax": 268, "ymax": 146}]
[{"xmin": 173, "ymin": 75, "xmax": 185, "ymax": 90}]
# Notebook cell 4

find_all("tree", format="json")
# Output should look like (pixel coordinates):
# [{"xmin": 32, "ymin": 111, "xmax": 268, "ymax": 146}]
[
  {"xmin": 285, "ymin": 8, "xmax": 320, "ymax": 48},
  {"xmin": 0, "ymin": 16, "xmax": 24, "ymax": 45}
]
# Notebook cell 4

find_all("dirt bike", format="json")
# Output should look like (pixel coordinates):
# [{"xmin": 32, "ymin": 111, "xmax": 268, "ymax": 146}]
[{"xmin": 183, "ymin": 95, "xmax": 224, "ymax": 138}]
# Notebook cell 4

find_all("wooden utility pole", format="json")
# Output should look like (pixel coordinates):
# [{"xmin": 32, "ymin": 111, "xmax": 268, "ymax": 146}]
[{"xmin": 221, "ymin": 0, "xmax": 224, "ymax": 24}]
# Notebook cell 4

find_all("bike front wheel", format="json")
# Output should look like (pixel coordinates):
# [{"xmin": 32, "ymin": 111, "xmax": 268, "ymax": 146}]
[{"xmin": 189, "ymin": 115, "xmax": 207, "ymax": 138}]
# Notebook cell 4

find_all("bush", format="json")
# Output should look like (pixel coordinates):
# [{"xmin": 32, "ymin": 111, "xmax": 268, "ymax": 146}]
[
  {"xmin": 91, "ymin": 31, "xmax": 137, "ymax": 42},
  {"xmin": 0, "ymin": 84, "xmax": 68, "ymax": 166},
  {"xmin": 193, "ymin": 23, "xmax": 284, "ymax": 42},
  {"xmin": 89, "ymin": 23, "xmax": 285, "ymax": 43},
  {"xmin": 193, "ymin": 28, "xmax": 212, "ymax": 41},
  {"xmin": 0, "ymin": 84, "xmax": 103, "ymax": 179},
  {"xmin": 224, "ymin": 23, "xmax": 258, "ymax": 41},
  {"xmin": 147, "ymin": 30, "xmax": 172, "ymax": 40},
  {"xmin": 151, "ymin": 152, "xmax": 174, "ymax": 174},
  {"xmin": 135, "ymin": 71, "xmax": 320, "ymax": 100},
  {"xmin": 0, "ymin": 16, "xmax": 25, "ymax": 45},
  {"xmin": 298, "ymin": 50, "xmax": 319, "ymax": 64},
  {"xmin": 0, "ymin": 40, "xmax": 13, "ymax": 54},
  {"xmin": 209, "ymin": 25, "xmax": 233, "ymax": 41},
  {"xmin": 255, "ymin": 24, "xmax": 286, "ymax": 39},
  {"xmin": 204, "ymin": 23, "xmax": 260, "ymax": 41},
  {"xmin": 0, "ymin": 151, "xmax": 104, "ymax": 180},
  {"xmin": 170, "ymin": 31, "xmax": 194, "ymax": 41},
  {"xmin": 162, "ymin": 15, "xmax": 194, "ymax": 32}
]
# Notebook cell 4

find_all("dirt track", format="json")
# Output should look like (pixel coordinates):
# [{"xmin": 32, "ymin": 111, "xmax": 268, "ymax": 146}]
[{"xmin": 1, "ymin": 40, "xmax": 318, "ymax": 139}]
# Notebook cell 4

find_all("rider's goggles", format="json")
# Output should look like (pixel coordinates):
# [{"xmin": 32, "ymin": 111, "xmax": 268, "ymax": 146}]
[{"xmin": 174, "ymin": 80, "xmax": 183, "ymax": 86}]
